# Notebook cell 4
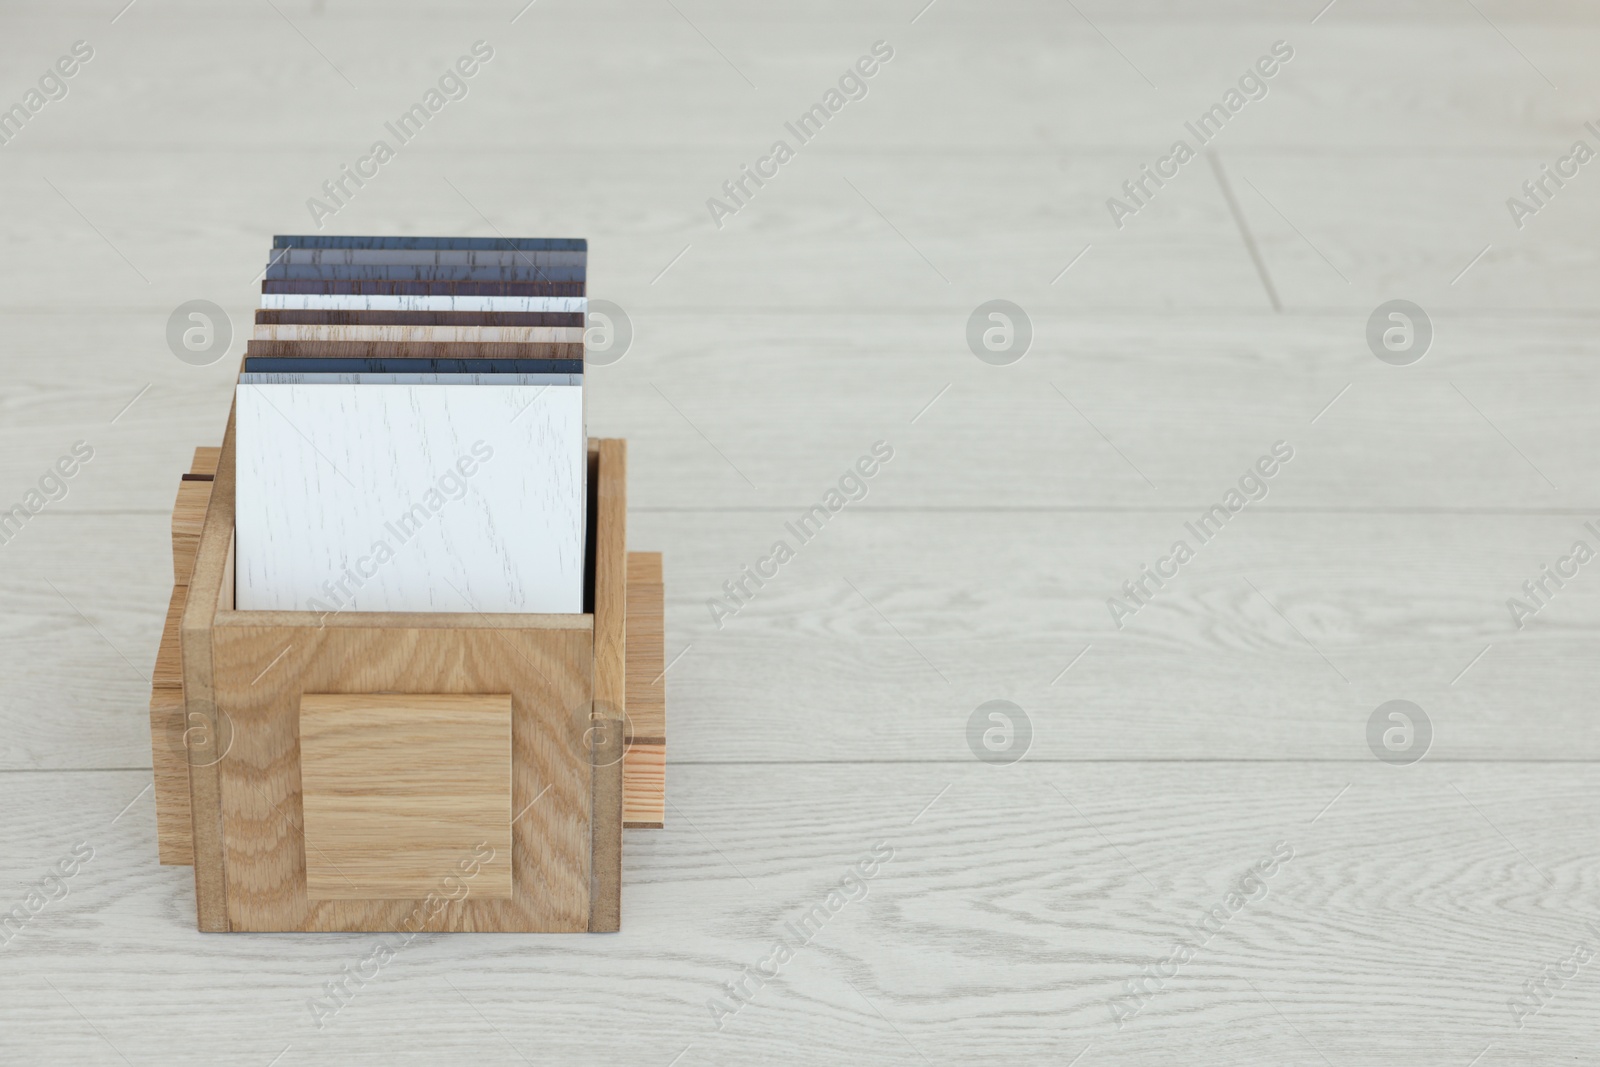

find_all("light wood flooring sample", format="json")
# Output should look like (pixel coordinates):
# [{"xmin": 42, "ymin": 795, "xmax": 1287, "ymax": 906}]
[{"xmin": 298, "ymin": 693, "xmax": 513, "ymax": 901}]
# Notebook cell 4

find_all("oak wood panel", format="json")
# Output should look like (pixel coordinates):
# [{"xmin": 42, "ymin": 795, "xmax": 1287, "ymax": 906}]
[
  {"xmin": 151, "ymin": 583, "xmax": 185, "ymax": 691},
  {"xmin": 594, "ymin": 441, "xmax": 628, "ymax": 716},
  {"xmin": 590, "ymin": 439, "xmax": 627, "ymax": 930},
  {"xmin": 621, "ymin": 742, "xmax": 665, "ymax": 831},
  {"xmin": 153, "ymin": 447, "xmax": 207, "ymax": 861},
  {"xmin": 179, "ymin": 406, "xmax": 236, "ymax": 931},
  {"xmin": 625, "ymin": 551, "xmax": 666, "ymax": 829},
  {"xmin": 298, "ymin": 693, "xmax": 514, "ymax": 901},
  {"xmin": 190, "ymin": 447, "xmax": 220, "ymax": 478},
  {"xmin": 149, "ymin": 688, "xmax": 192, "ymax": 865},
  {"xmin": 212, "ymin": 621, "xmax": 593, "ymax": 932},
  {"xmin": 171, "ymin": 480, "xmax": 210, "ymax": 584},
  {"xmin": 626, "ymin": 552, "xmax": 666, "ymax": 743}
]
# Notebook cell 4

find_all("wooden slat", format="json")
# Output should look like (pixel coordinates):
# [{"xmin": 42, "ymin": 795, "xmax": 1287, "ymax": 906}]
[
  {"xmin": 152, "ymin": 584, "xmax": 186, "ymax": 690},
  {"xmin": 625, "ymin": 552, "xmax": 664, "ymax": 743},
  {"xmin": 624, "ymin": 551, "xmax": 665, "ymax": 829},
  {"xmin": 590, "ymin": 438, "xmax": 626, "ymax": 931},
  {"xmin": 181, "ymin": 406, "xmax": 237, "ymax": 931},
  {"xmin": 171, "ymin": 480, "xmax": 212, "ymax": 585},
  {"xmin": 593, "ymin": 441, "xmax": 627, "ymax": 715},
  {"xmin": 621, "ymin": 743, "xmax": 664, "ymax": 830},
  {"xmin": 191, "ymin": 447, "xmax": 221, "ymax": 478},
  {"xmin": 148, "ymin": 441, "xmax": 222, "ymax": 868},
  {"xmin": 149, "ymin": 688, "xmax": 192, "ymax": 866}
]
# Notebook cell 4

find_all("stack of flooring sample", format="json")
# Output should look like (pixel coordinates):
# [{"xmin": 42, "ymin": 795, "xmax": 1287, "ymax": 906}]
[
  {"xmin": 147, "ymin": 233, "xmax": 671, "ymax": 872},
  {"xmin": 236, "ymin": 235, "xmax": 589, "ymax": 613}
]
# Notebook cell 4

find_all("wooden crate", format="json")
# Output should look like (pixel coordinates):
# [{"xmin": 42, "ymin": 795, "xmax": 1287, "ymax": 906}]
[{"xmin": 150, "ymin": 409, "xmax": 665, "ymax": 932}]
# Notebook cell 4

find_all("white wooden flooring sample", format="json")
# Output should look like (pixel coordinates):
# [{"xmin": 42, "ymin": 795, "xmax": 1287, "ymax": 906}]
[{"xmin": 234, "ymin": 383, "xmax": 586, "ymax": 613}]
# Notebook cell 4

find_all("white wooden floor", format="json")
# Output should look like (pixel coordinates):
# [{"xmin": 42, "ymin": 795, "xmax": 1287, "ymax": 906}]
[{"xmin": 3, "ymin": 1, "xmax": 1599, "ymax": 1063}]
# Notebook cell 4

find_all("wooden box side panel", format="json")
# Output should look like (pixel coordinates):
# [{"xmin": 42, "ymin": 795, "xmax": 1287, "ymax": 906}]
[
  {"xmin": 153, "ymin": 444, "xmax": 223, "ymax": 867},
  {"xmin": 182, "ymin": 404, "xmax": 237, "ymax": 930},
  {"xmin": 589, "ymin": 439, "xmax": 626, "ymax": 931},
  {"xmin": 212, "ymin": 624, "xmax": 594, "ymax": 932},
  {"xmin": 150, "ymin": 688, "xmax": 193, "ymax": 865}
]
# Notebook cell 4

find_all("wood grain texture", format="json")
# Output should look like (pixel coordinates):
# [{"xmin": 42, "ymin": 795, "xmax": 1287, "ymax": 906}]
[
  {"xmin": 6, "ymin": 763, "xmax": 1600, "ymax": 1066},
  {"xmin": 150, "ymin": 545, "xmax": 665, "ymax": 855},
  {"xmin": 250, "ymin": 324, "xmax": 585, "ymax": 343},
  {"xmin": 298, "ymin": 693, "xmax": 513, "ymax": 901},
  {"xmin": 264, "ymin": 264, "xmax": 586, "ymax": 283},
  {"xmin": 181, "ymin": 415, "xmax": 613, "ymax": 929},
  {"xmin": 621, "ymin": 742, "xmax": 664, "ymax": 830},
  {"xmin": 238, "ymin": 373, "xmax": 583, "ymax": 386},
  {"xmin": 241, "ymin": 357, "xmax": 582, "ymax": 374},
  {"xmin": 171, "ymin": 479, "xmax": 211, "ymax": 584},
  {"xmin": 625, "ymin": 551, "xmax": 666, "ymax": 829},
  {"xmin": 259, "ymin": 294, "xmax": 586, "ymax": 313},
  {"xmin": 233, "ymin": 383, "xmax": 586, "ymax": 614},
  {"xmin": 275, "ymin": 249, "xmax": 586, "ymax": 267},
  {"xmin": 594, "ymin": 440, "xmax": 628, "ymax": 718},
  {"xmin": 254, "ymin": 310, "xmax": 585, "ymax": 327},
  {"xmin": 149, "ymin": 687, "xmax": 192, "ymax": 865},
  {"xmin": 626, "ymin": 552, "xmax": 665, "ymax": 744},
  {"xmin": 181, "ymin": 406, "xmax": 237, "ymax": 932},
  {"xmin": 210, "ymin": 619, "xmax": 592, "ymax": 931},
  {"xmin": 151, "ymin": 583, "xmax": 185, "ymax": 690},
  {"xmin": 590, "ymin": 439, "xmax": 627, "ymax": 931},
  {"xmin": 274, "ymin": 236, "xmax": 585, "ymax": 251},
  {"xmin": 18, "ymin": 505, "xmax": 1600, "ymax": 771},
  {"xmin": 243, "ymin": 339, "xmax": 584, "ymax": 360},
  {"xmin": 261, "ymin": 280, "xmax": 585, "ymax": 297},
  {"xmin": 4, "ymin": 2, "xmax": 1600, "ymax": 1059},
  {"xmin": 14, "ymin": 314, "xmax": 1600, "ymax": 514}
]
